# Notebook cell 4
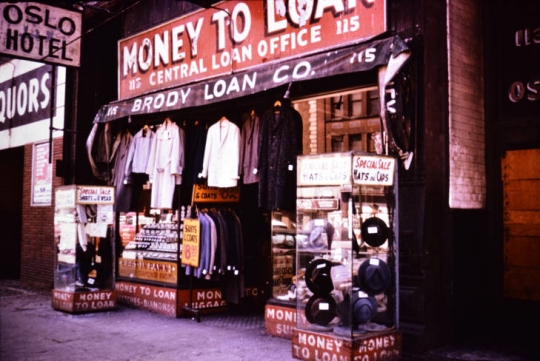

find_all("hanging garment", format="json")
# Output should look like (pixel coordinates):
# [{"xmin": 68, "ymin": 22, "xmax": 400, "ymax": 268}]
[
  {"xmin": 86, "ymin": 122, "xmax": 115, "ymax": 183},
  {"xmin": 124, "ymin": 125, "xmax": 154, "ymax": 182},
  {"xmin": 111, "ymin": 129, "xmax": 133, "ymax": 212},
  {"xmin": 146, "ymin": 118, "xmax": 185, "ymax": 209},
  {"xmin": 239, "ymin": 111, "xmax": 260, "ymax": 184},
  {"xmin": 200, "ymin": 118, "xmax": 241, "ymax": 188},
  {"xmin": 258, "ymin": 103, "xmax": 303, "ymax": 211}
]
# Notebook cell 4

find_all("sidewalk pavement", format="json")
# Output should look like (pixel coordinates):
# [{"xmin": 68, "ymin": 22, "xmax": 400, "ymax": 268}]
[
  {"xmin": 0, "ymin": 280, "xmax": 534, "ymax": 361},
  {"xmin": 1, "ymin": 281, "xmax": 293, "ymax": 361}
]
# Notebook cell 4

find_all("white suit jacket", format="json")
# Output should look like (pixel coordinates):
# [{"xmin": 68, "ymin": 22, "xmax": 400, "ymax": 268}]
[{"xmin": 201, "ymin": 118, "xmax": 240, "ymax": 188}]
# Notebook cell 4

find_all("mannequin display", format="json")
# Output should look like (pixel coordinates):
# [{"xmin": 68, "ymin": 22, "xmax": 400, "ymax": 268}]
[
  {"xmin": 258, "ymin": 99, "xmax": 303, "ymax": 211},
  {"xmin": 146, "ymin": 117, "xmax": 185, "ymax": 209},
  {"xmin": 199, "ymin": 117, "xmax": 241, "ymax": 188},
  {"xmin": 239, "ymin": 110, "xmax": 260, "ymax": 184}
]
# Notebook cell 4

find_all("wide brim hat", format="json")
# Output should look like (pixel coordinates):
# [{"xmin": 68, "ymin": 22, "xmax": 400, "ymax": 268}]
[
  {"xmin": 309, "ymin": 226, "xmax": 328, "ymax": 249},
  {"xmin": 352, "ymin": 292, "xmax": 378, "ymax": 324},
  {"xmin": 356, "ymin": 258, "xmax": 391, "ymax": 295},
  {"xmin": 305, "ymin": 294, "xmax": 337, "ymax": 326},
  {"xmin": 361, "ymin": 217, "xmax": 389, "ymax": 247},
  {"xmin": 305, "ymin": 258, "xmax": 335, "ymax": 294}
]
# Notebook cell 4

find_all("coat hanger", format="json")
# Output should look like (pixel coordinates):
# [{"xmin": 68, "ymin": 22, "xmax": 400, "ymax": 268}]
[{"xmin": 273, "ymin": 100, "xmax": 282, "ymax": 113}]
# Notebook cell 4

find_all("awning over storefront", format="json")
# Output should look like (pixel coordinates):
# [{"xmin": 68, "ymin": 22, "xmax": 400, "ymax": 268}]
[{"xmin": 92, "ymin": 35, "xmax": 410, "ymax": 124}]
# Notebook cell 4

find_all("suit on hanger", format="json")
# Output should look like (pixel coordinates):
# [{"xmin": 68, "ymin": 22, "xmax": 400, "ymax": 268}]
[
  {"xmin": 146, "ymin": 119, "xmax": 185, "ymax": 209},
  {"xmin": 200, "ymin": 118, "xmax": 240, "ymax": 188}
]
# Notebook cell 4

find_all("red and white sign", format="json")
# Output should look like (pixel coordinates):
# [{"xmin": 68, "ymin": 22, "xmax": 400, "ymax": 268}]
[{"xmin": 118, "ymin": 0, "xmax": 386, "ymax": 99}]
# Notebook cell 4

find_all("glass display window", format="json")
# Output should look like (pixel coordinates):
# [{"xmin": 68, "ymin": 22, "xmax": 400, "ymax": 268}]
[{"xmin": 294, "ymin": 152, "xmax": 398, "ymax": 338}]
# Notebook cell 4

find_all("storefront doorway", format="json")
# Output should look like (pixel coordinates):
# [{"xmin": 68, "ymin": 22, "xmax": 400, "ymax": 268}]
[{"xmin": 0, "ymin": 146, "xmax": 24, "ymax": 279}]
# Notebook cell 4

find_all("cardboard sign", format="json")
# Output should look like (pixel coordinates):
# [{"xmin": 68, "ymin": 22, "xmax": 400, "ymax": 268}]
[
  {"xmin": 181, "ymin": 218, "xmax": 200, "ymax": 267},
  {"xmin": 352, "ymin": 155, "xmax": 396, "ymax": 186},
  {"xmin": 192, "ymin": 183, "xmax": 240, "ymax": 203}
]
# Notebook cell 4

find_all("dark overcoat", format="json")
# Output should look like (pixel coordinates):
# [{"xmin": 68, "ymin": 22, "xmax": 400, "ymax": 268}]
[{"xmin": 258, "ymin": 104, "xmax": 303, "ymax": 211}]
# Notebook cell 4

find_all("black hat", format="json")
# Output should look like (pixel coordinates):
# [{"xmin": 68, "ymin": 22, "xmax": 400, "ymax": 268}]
[
  {"xmin": 361, "ymin": 217, "xmax": 389, "ymax": 247},
  {"xmin": 305, "ymin": 294, "xmax": 337, "ymax": 326},
  {"xmin": 357, "ymin": 258, "xmax": 391, "ymax": 295},
  {"xmin": 352, "ymin": 291, "xmax": 378, "ymax": 324},
  {"xmin": 305, "ymin": 259, "xmax": 335, "ymax": 295}
]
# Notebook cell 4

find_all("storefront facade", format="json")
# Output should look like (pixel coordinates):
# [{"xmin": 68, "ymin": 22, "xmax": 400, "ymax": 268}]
[{"xmin": 3, "ymin": 0, "xmax": 539, "ymax": 357}]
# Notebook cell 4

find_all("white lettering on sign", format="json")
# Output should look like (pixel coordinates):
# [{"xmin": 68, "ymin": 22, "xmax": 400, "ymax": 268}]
[
  {"xmin": 0, "ymin": 2, "xmax": 81, "ymax": 67},
  {"xmin": 0, "ymin": 72, "xmax": 50, "ymax": 124},
  {"xmin": 357, "ymin": 335, "xmax": 396, "ymax": 352},
  {"xmin": 118, "ymin": 0, "xmax": 386, "ymax": 99},
  {"xmin": 298, "ymin": 155, "xmax": 351, "ymax": 186}
]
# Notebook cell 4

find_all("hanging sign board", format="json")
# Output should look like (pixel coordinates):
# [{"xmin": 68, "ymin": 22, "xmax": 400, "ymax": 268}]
[
  {"xmin": 0, "ymin": 2, "xmax": 82, "ymax": 67},
  {"xmin": 118, "ymin": 0, "xmax": 386, "ymax": 100},
  {"xmin": 192, "ymin": 183, "xmax": 240, "ymax": 203},
  {"xmin": 352, "ymin": 155, "xmax": 395, "ymax": 186},
  {"xmin": 97, "ymin": 35, "xmax": 408, "ymax": 123},
  {"xmin": 181, "ymin": 218, "xmax": 200, "ymax": 268}
]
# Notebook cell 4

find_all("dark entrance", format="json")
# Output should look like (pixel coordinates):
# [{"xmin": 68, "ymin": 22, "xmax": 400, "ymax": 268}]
[{"xmin": 0, "ymin": 146, "xmax": 24, "ymax": 279}]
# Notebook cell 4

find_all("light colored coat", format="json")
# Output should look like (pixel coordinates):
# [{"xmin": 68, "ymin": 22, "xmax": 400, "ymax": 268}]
[
  {"xmin": 146, "ymin": 118, "xmax": 185, "ymax": 209},
  {"xmin": 200, "ymin": 118, "xmax": 240, "ymax": 188}
]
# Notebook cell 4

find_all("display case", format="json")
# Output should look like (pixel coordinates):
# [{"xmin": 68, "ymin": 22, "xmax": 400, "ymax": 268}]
[
  {"xmin": 52, "ymin": 185, "xmax": 117, "ymax": 313},
  {"xmin": 292, "ymin": 152, "xmax": 401, "ymax": 361},
  {"xmin": 117, "ymin": 208, "xmax": 181, "ymax": 286}
]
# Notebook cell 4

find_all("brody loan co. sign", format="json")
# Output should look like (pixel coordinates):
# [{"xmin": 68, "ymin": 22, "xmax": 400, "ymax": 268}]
[
  {"xmin": 119, "ymin": 0, "xmax": 386, "ymax": 100},
  {"xmin": 0, "ymin": 2, "xmax": 82, "ymax": 67}
]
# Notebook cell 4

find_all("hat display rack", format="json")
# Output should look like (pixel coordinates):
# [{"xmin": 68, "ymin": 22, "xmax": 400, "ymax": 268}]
[{"xmin": 294, "ymin": 152, "xmax": 399, "ymax": 341}]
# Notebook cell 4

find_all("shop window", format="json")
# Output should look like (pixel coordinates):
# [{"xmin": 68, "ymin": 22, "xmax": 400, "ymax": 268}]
[
  {"xmin": 331, "ymin": 135, "xmax": 345, "ymax": 152},
  {"xmin": 293, "ymin": 87, "xmax": 380, "ymax": 154},
  {"xmin": 349, "ymin": 134, "xmax": 363, "ymax": 151}
]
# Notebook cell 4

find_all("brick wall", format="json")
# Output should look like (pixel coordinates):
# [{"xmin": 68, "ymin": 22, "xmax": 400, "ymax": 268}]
[
  {"xmin": 447, "ymin": 0, "xmax": 486, "ymax": 209},
  {"xmin": 20, "ymin": 137, "xmax": 64, "ymax": 290}
]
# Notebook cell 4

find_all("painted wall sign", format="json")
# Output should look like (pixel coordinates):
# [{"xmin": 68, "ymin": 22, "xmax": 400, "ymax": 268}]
[
  {"xmin": 265, "ymin": 304, "xmax": 298, "ymax": 339},
  {"xmin": 352, "ymin": 155, "xmax": 395, "ymax": 185},
  {"xmin": 97, "ymin": 35, "xmax": 406, "ymax": 123},
  {"xmin": 0, "ymin": 2, "xmax": 81, "ymax": 67},
  {"xmin": 292, "ymin": 328, "xmax": 402, "ymax": 361},
  {"xmin": 118, "ymin": 0, "xmax": 386, "ymax": 100},
  {"xmin": 192, "ymin": 183, "xmax": 241, "ymax": 203},
  {"xmin": 52, "ymin": 289, "xmax": 116, "ymax": 313},
  {"xmin": 499, "ymin": 3, "xmax": 540, "ymax": 117},
  {"xmin": 116, "ymin": 281, "xmax": 177, "ymax": 316},
  {"xmin": 178, "ymin": 288, "xmax": 227, "ymax": 311}
]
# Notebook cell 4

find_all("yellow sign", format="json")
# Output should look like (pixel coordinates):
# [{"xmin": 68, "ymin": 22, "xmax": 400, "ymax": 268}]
[
  {"xmin": 181, "ymin": 218, "xmax": 200, "ymax": 268},
  {"xmin": 118, "ymin": 259, "xmax": 178, "ymax": 284},
  {"xmin": 192, "ymin": 183, "xmax": 240, "ymax": 203}
]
